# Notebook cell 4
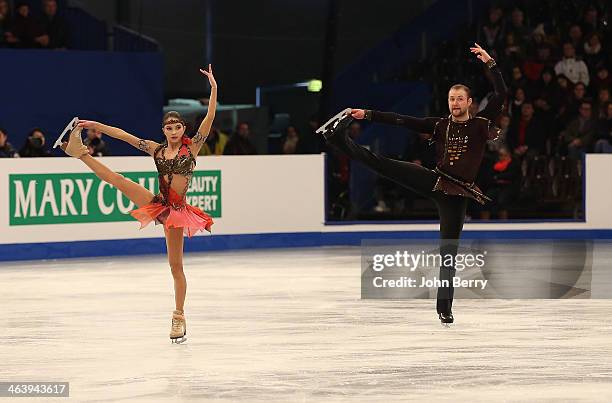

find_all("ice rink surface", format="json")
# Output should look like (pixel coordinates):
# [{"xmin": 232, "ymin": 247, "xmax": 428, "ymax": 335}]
[{"xmin": 2, "ymin": 246, "xmax": 612, "ymax": 402}]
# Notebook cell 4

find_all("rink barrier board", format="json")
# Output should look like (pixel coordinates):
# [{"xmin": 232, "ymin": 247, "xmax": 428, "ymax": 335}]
[{"xmin": 2, "ymin": 229, "xmax": 612, "ymax": 262}]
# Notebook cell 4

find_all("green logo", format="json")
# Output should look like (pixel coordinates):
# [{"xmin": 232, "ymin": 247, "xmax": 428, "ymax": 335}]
[{"xmin": 9, "ymin": 170, "xmax": 221, "ymax": 226}]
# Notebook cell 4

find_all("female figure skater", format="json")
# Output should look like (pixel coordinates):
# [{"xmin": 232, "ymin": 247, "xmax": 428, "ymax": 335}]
[
  {"xmin": 61, "ymin": 65, "xmax": 217, "ymax": 343},
  {"xmin": 321, "ymin": 44, "xmax": 507, "ymax": 325}
]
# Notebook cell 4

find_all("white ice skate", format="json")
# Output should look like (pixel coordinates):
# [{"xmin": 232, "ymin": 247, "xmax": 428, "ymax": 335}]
[
  {"xmin": 170, "ymin": 310, "xmax": 187, "ymax": 344},
  {"xmin": 315, "ymin": 108, "xmax": 353, "ymax": 139},
  {"xmin": 53, "ymin": 117, "xmax": 79, "ymax": 149}
]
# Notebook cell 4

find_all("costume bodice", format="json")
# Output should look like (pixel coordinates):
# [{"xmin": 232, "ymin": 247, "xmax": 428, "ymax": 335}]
[{"xmin": 153, "ymin": 143, "xmax": 196, "ymax": 204}]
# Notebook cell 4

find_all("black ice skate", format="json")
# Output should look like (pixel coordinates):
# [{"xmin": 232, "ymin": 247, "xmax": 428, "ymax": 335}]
[
  {"xmin": 439, "ymin": 312, "xmax": 454, "ymax": 327},
  {"xmin": 315, "ymin": 108, "xmax": 354, "ymax": 140}
]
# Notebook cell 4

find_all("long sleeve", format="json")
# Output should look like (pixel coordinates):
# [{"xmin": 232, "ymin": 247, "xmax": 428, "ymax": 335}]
[
  {"xmin": 368, "ymin": 110, "xmax": 439, "ymax": 134},
  {"xmin": 477, "ymin": 62, "xmax": 508, "ymax": 122}
]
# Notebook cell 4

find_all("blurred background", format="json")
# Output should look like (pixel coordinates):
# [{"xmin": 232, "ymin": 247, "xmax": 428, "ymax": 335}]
[{"xmin": 1, "ymin": 0, "xmax": 610, "ymax": 223}]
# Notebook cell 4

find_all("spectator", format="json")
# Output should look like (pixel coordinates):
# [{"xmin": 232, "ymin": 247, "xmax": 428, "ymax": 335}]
[
  {"xmin": 280, "ymin": 125, "xmax": 304, "ymax": 154},
  {"xmin": 533, "ymin": 67, "xmax": 560, "ymax": 112},
  {"xmin": 18, "ymin": 128, "xmax": 52, "ymax": 157},
  {"xmin": 223, "ymin": 122, "xmax": 257, "ymax": 155},
  {"xmin": 509, "ymin": 65, "xmax": 528, "ymax": 93},
  {"xmin": 84, "ymin": 126, "xmax": 111, "ymax": 156},
  {"xmin": 39, "ymin": 0, "xmax": 68, "ymax": 49},
  {"xmin": 595, "ymin": 88, "xmax": 610, "ymax": 119},
  {"xmin": 502, "ymin": 32, "xmax": 525, "ymax": 65},
  {"xmin": 567, "ymin": 81, "xmax": 587, "ymax": 118},
  {"xmin": 508, "ymin": 102, "xmax": 546, "ymax": 156},
  {"xmin": 5, "ymin": 2, "xmax": 46, "ymax": 48},
  {"xmin": 594, "ymin": 102, "xmax": 612, "ymax": 153},
  {"xmin": 477, "ymin": 6, "xmax": 505, "ymax": 51},
  {"xmin": 481, "ymin": 146, "xmax": 521, "ymax": 220},
  {"xmin": 554, "ymin": 42, "xmax": 589, "ymax": 86},
  {"xmin": 508, "ymin": 87, "xmax": 526, "ymax": 117},
  {"xmin": 558, "ymin": 100, "xmax": 597, "ymax": 159},
  {"xmin": 0, "ymin": 0, "xmax": 11, "ymax": 48},
  {"xmin": 567, "ymin": 24, "xmax": 584, "ymax": 56},
  {"xmin": 583, "ymin": 33, "xmax": 604, "ymax": 72},
  {"xmin": 523, "ymin": 43, "xmax": 554, "ymax": 82},
  {"xmin": 580, "ymin": 5, "xmax": 600, "ymax": 36},
  {"xmin": 508, "ymin": 8, "xmax": 530, "ymax": 45},
  {"xmin": 592, "ymin": 65, "xmax": 611, "ymax": 93},
  {"xmin": 487, "ymin": 113, "xmax": 511, "ymax": 153},
  {"xmin": 0, "ymin": 127, "xmax": 17, "ymax": 157},
  {"xmin": 198, "ymin": 127, "xmax": 228, "ymax": 156}
]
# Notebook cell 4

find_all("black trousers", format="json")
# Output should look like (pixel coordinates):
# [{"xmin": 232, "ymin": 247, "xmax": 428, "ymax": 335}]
[{"xmin": 329, "ymin": 132, "xmax": 467, "ymax": 313}]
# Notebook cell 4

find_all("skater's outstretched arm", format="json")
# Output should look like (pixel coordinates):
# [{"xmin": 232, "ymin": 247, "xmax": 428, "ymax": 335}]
[
  {"xmin": 78, "ymin": 120, "xmax": 160, "ymax": 156},
  {"xmin": 471, "ymin": 43, "xmax": 508, "ymax": 122},
  {"xmin": 190, "ymin": 64, "xmax": 218, "ymax": 155},
  {"xmin": 351, "ymin": 109, "xmax": 439, "ymax": 135}
]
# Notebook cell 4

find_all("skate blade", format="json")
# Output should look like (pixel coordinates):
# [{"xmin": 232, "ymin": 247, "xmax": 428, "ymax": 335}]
[
  {"xmin": 440, "ymin": 322, "xmax": 454, "ymax": 328},
  {"xmin": 53, "ymin": 117, "xmax": 79, "ymax": 149},
  {"xmin": 171, "ymin": 336, "xmax": 187, "ymax": 344},
  {"xmin": 315, "ymin": 108, "xmax": 352, "ymax": 134}
]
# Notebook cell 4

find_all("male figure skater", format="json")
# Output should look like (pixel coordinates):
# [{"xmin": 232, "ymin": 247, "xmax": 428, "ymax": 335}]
[{"xmin": 319, "ymin": 43, "xmax": 507, "ymax": 324}]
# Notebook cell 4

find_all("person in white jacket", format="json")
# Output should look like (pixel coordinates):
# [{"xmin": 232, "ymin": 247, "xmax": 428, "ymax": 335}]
[{"xmin": 555, "ymin": 42, "xmax": 590, "ymax": 86}]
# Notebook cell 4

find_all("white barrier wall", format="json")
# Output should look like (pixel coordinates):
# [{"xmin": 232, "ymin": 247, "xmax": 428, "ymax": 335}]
[
  {"xmin": 0, "ymin": 155, "xmax": 325, "ymax": 245},
  {"xmin": 0, "ymin": 154, "xmax": 611, "ymax": 250}
]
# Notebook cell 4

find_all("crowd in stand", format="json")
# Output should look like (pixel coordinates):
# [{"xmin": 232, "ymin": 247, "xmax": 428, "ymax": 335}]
[{"xmin": 0, "ymin": 0, "xmax": 68, "ymax": 49}]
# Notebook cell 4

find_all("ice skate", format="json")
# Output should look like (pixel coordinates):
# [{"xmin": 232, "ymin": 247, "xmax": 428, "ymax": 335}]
[
  {"xmin": 439, "ymin": 312, "xmax": 454, "ymax": 327},
  {"xmin": 61, "ymin": 125, "xmax": 88, "ymax": 158},
  {"xmin": 53, "ymin": 117, "xmax": 79, "ymax": 149},
  {"xmin": 169, "ymin": 310, "xmax": 187, "ymax": 344},
  {"xmin": 316, "ymin": 108, "xmax": 354, "ymax": 140}
]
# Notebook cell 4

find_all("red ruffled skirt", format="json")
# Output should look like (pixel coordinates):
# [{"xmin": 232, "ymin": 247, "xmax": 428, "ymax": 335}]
[{"xmin": 130, "ymin": 187, "xmax": 213, "ymax": 238}]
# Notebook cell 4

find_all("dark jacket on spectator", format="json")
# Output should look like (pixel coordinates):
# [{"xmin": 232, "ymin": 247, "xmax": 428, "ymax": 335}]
[
  {"xmin": 223, "ymin": 134, "xmax": 257, "ymax": 155},
  {"xmin": 508, "ymin": 115, "xmax": 547, "ymax": 154},
  {"xmin": 19, "ymin": 138, "xmax": 52, "ymax": 157},
  {"xmin": 8, "ymin": 12, "xmax": 45, "ymax": 48},
  {"xmin": 0, "ymin": 142, "xmax": 16, "ymax": 158},
  {"xmin": 40, "ymin": 13, "xmax": 68, "ymax": 48}
]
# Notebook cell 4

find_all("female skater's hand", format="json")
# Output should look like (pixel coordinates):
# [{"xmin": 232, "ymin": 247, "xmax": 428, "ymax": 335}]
[
  {"xmin": 470, "ymin": 43, "xmax": 492, "ymax": 63},
  {"xmin": 77, "ymin": 120, "xmax": 102, "ymax": 130},
  {"xmin": 199, "ymin": 64, "xmax": 217, "ymax": 89},
  {"xmin": 350, "ymin": 109, "xmax": 365, "ymax": 119}
]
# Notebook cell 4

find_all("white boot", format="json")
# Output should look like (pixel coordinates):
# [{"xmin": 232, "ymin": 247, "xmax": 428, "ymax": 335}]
[
  {"xmin": 169, "ymin": 310, "xmax": 187, "ymax": 344},
  {"xmin": 63, "ymin": 126, "xmax": 88, "ymax": 158}
]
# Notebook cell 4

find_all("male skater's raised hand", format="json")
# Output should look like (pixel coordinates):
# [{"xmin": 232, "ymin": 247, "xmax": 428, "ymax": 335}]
[{"xmin": 470, "ymin": 43, "xmax": 492, "ymax": 63}]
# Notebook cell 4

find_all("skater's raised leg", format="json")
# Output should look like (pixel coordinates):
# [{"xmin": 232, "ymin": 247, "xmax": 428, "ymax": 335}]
[
  {"xmin": 325, "ymin": 126, "xmax": 438, "ymax": 197},
  {"xmin": 62, "ymin": 127, "xmax": 155, "ymax": 208}
]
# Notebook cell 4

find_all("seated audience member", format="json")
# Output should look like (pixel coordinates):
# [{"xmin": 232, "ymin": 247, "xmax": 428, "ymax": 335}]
[
  {"xmin": 224, "ymin": 122, "xmax": 257, "ymax": 155},
  {"xmin": 84, "ymin": 126, "xmax": 111, "ymax": 156},
  {"xmin": 0, "ymin": 0, "xmax": 11, "ymax": 48},
  {"xmin": 39, "ymin": 0, "xmax": 68, "ymax": 49},
  {"xmin": 508, "ymin": 102, "xmax": 546, "ymax": 157},
  {"xmin": 558, "ymin": 100, "xmax": 597, "ymax": 159},
  {"xmin": 0, "ymin": 127, "xmax": 17, "ymax": 158},
  {"xmin": 481, "ymin": 146, "xmax": 521, "ymax": 220},
  {"xmin": 5, "ymin": 2, "xmax": 45, "ymax": 48},
  {"xmin": 281, "ymin": 125, "xmax": 305, "ymax": 154},
  {"xmin": 18, "ymin": 128, "xmax": 52, "ymax": 157},
  {"xmin": 594, "ymin": 102, "xmax": 612, "ymax": 153},
  {"xmin": 198, "ymin": 127, "xmax": 228, "ymax": 156}
]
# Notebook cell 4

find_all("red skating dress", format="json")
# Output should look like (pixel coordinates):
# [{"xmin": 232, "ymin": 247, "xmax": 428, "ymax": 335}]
[{"xmin": 130, "ymin": 139, "xmax": 214, "ymax": 237}]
